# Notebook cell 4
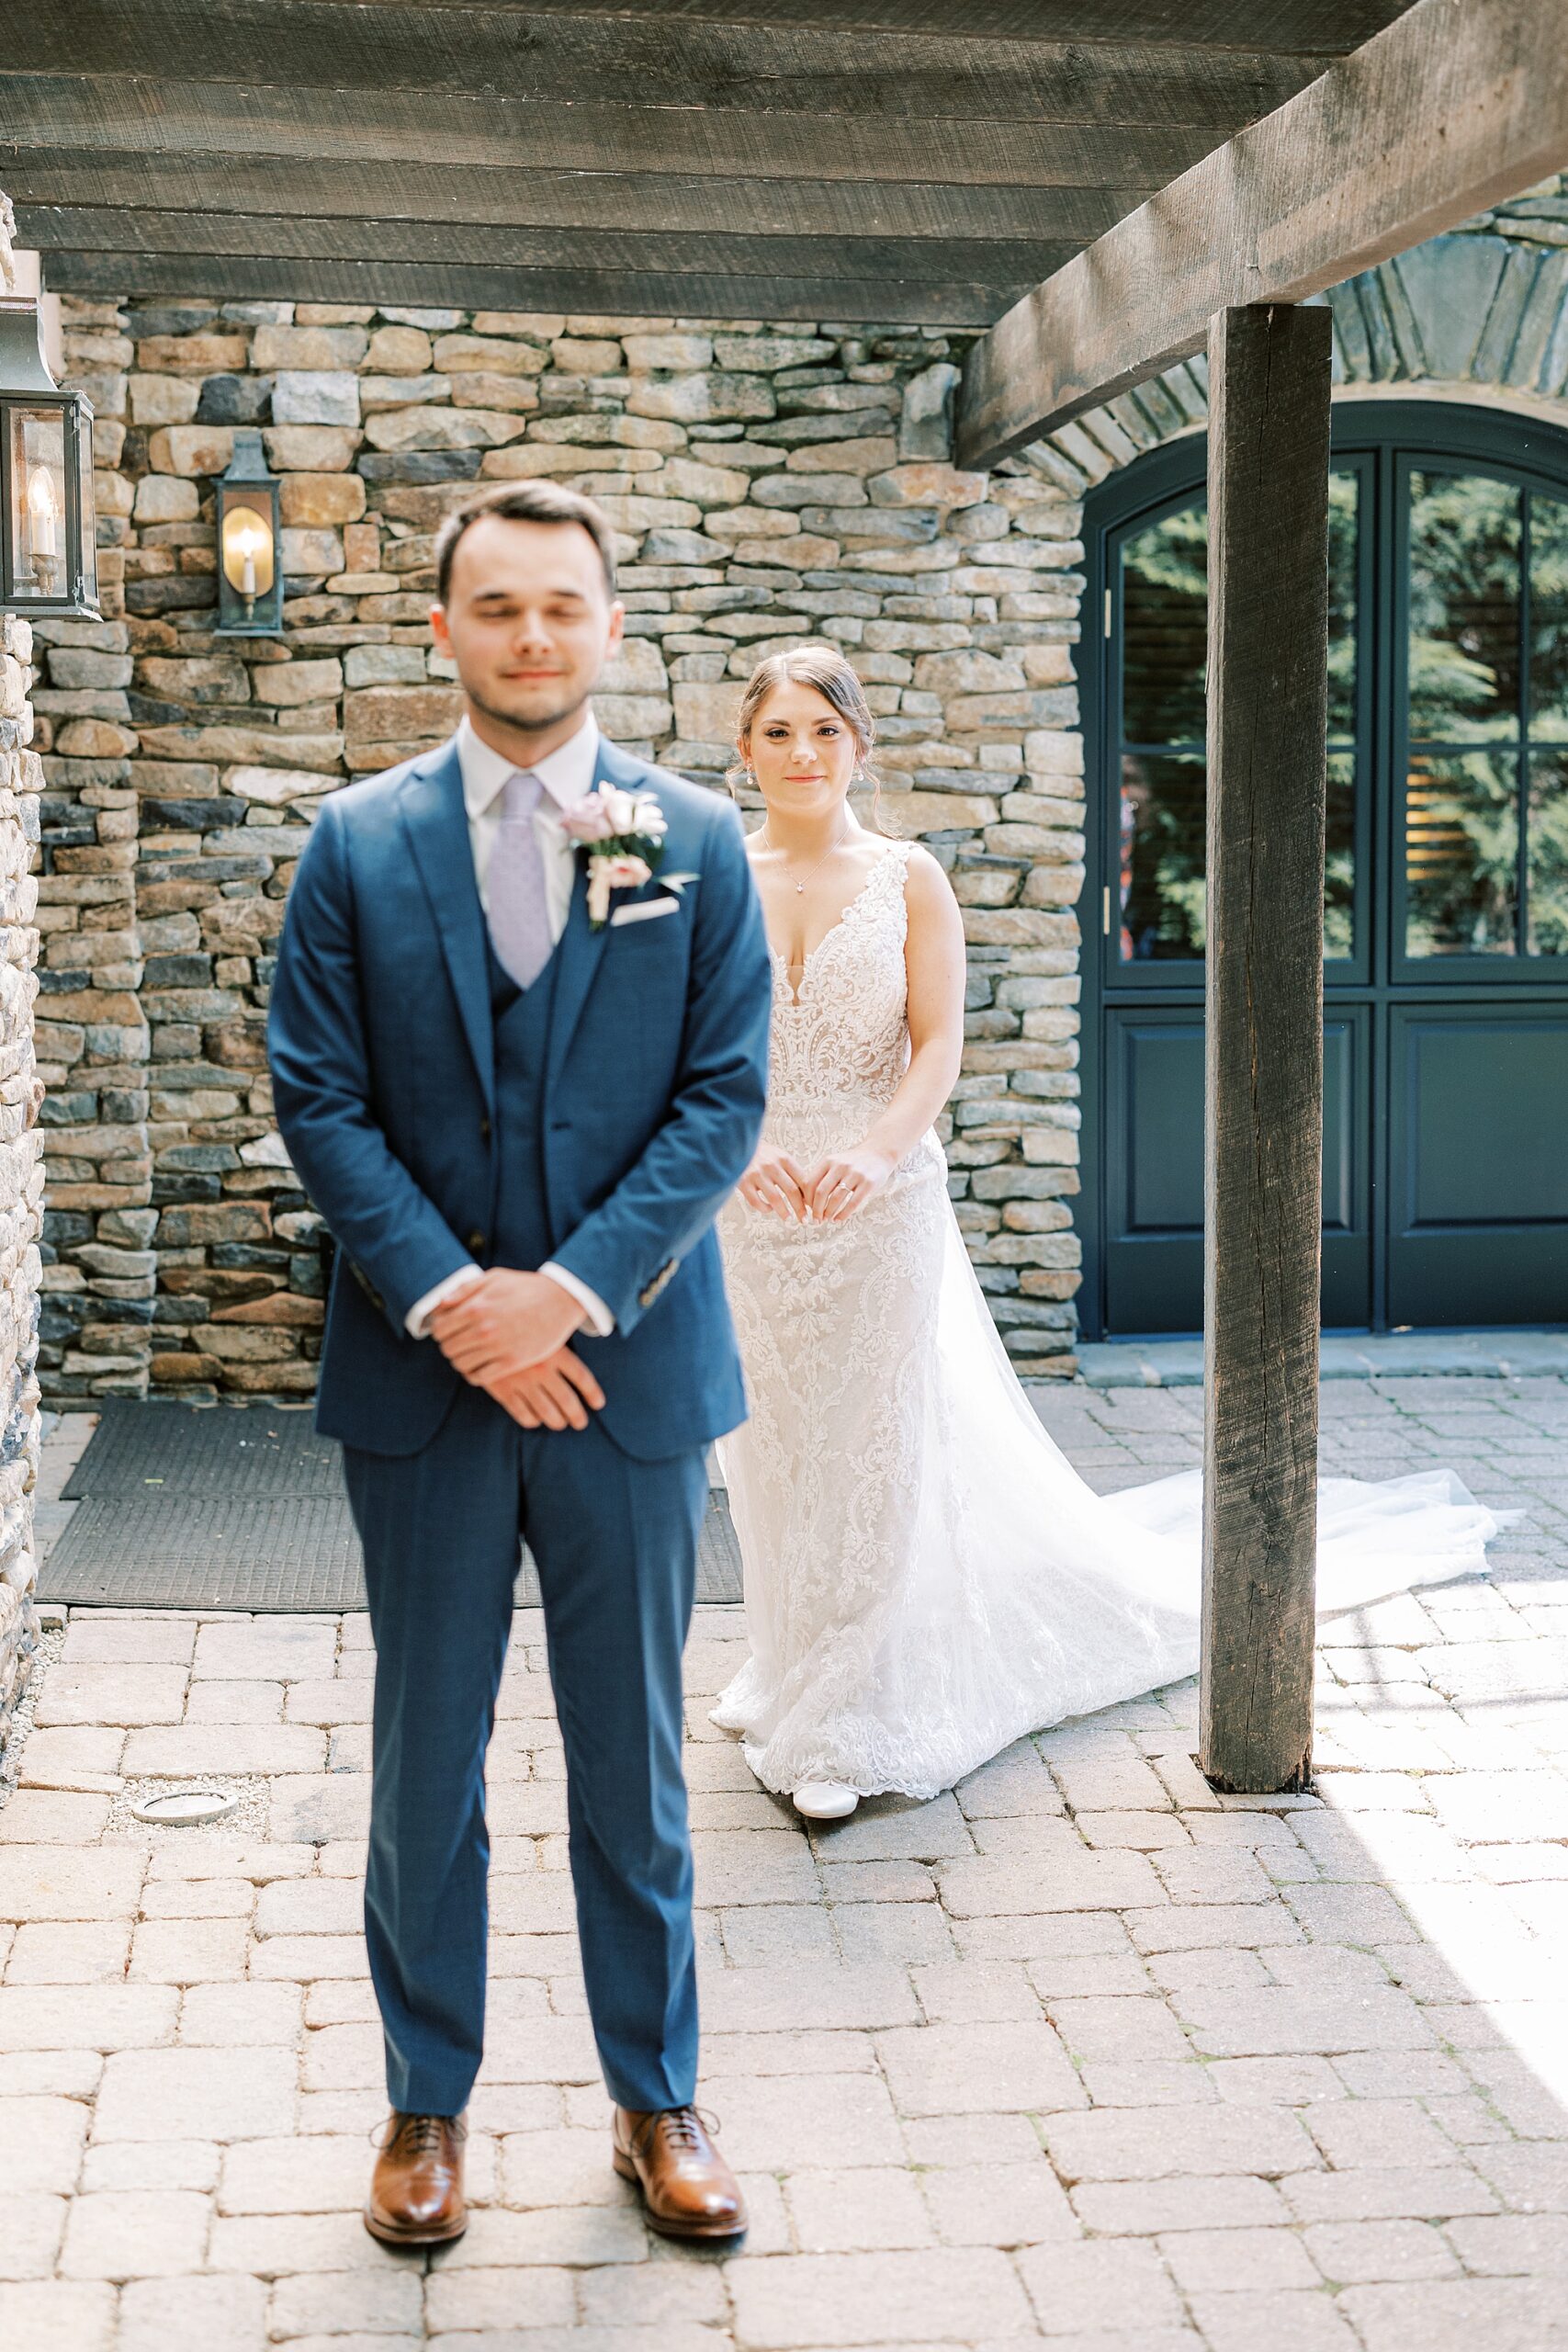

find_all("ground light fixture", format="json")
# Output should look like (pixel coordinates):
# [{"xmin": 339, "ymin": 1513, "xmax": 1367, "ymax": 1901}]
[
  {"xmin": 215, "ymin": 427, "xmax": 283, "ymax": 635},
  {"xmin": 0, "ymin": 296, "xmax": 97, "ymax": 617}
]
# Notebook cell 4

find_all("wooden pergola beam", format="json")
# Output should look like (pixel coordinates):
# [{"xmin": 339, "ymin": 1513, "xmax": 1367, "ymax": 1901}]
[{"xmin": 958, "ymin": 0, "xmax": 1568, "ymax": 468}]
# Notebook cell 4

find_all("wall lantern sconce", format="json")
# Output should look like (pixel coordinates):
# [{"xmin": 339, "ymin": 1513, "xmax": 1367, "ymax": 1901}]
[
  {"xmin": 0, "ymin": 298, "xmax": 98, "ymax": 617},
  {"xmin": 215, "ymin": 428, "xmax": 282, "ymax": 635}
]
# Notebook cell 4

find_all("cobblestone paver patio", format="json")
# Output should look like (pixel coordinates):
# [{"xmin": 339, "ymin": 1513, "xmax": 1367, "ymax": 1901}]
[{"xmin": 3, "ymin": 1375, "xmax": 1567, "ymax": 2350}]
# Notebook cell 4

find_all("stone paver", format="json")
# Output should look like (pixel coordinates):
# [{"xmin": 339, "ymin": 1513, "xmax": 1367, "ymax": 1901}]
[{"xmin": 1, "ymin": 1379, "xmax": 1566, "ymax": 2343}]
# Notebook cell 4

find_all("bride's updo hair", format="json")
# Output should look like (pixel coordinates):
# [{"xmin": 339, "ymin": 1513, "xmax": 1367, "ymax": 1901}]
[{"xmin": 728, "ymin": 644, "xmax": 885, "ymax": 825}]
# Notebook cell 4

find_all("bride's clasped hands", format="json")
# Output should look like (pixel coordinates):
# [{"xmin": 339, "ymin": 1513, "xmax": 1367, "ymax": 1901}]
[{"xmin": 739, "ymin": 1138, "xmax": 896, "ymax": 1224}]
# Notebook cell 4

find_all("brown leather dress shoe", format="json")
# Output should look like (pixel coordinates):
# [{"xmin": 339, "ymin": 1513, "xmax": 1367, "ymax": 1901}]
[
  {"xmin": 365, "ymin": 2111, "xmax": 468, "ymax": 2245},
  {"xmin": 613, "ymin": 2105, "xmax": 747, "ymax": 2243}
]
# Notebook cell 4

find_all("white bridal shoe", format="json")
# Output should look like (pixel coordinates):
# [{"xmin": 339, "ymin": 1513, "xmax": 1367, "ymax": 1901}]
[{"xmin": 791, "ymin": 1781, "xmax": 860, "ymax": 1821}]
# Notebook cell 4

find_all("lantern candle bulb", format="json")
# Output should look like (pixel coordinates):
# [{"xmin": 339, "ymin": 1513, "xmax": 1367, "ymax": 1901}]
[
  {"xmin": 234, "ymin": 518, "xmax": 263, "ymax": 601},
  {"xmin": 27, "ymin": 465, "xmax": 58, "ymax": 563}
]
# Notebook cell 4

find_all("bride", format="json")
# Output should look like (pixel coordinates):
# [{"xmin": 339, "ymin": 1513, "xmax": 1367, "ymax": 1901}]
[{"xmin": 712, "ymin": 645, "xmax": 1505, "ymax": 1823}]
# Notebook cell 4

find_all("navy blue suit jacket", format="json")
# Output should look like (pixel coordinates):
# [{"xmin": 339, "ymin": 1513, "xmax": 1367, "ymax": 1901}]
[{"xmin": 267, "ymin": 730, "xmax": 773, "ymax": 1460}]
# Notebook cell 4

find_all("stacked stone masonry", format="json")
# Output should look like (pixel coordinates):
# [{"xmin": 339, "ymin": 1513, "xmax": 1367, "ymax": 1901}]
[
  {"xmin": 32, "ymin": 299, "xmax": 1089, "ymax": 1404},
  {"xmin": 27, "ymin": 179, "xmax": 1568, "ymax": 1408},
  {"xmin": 0, "ymin": 191, "xmax": 48, "ymax": 1745}
]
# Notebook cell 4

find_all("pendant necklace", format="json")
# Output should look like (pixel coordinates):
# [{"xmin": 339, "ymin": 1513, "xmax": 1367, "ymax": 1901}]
[{"xmin": 762, "ymin": 820, "xmax": 848, "ymax": 894}]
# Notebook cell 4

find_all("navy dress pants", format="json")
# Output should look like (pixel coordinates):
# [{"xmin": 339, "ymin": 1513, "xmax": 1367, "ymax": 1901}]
[{"xmin": 342, "ymin": 1382, "xmax": 707, "ymax": 2119}]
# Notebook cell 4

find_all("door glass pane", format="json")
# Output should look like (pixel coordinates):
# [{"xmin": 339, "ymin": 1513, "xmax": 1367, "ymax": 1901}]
[
  {"xmin": 1530, "ymin": 489, "xmax": 1568, "ymax": 741},
  {"xmin": 1121, "ymin": 506, "xmax": 1207, "ymax": 746},
  {"xmin": 1325, "ymin": 751, "xmax": 1357, "ymax": 959},
  {"xmin": 1407, "ymin": 469, "xmax": 1521, "ymax": 741},
  {"xmin": 1405, "ymin": 751, "xmax": 1518, "ymax": 956},
  {"xmin": 1115, "ymin": 469, "xmax": 1359, "ymax": 965},
  {"xmin": 1119, "ymin": 753, "xmax": 1205, "ymax": 960},
  {"xmin": 1527, "ymin": 752, "xmax": 1568, "ymax": 956},
  {"xmin": 1327, "ymin": 470, "xmax": 1359, "ymax": 740}
]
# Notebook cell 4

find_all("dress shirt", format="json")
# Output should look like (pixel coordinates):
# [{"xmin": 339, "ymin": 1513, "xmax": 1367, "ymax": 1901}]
[{"xmin": 405, "ymin": 713, "xmax": 615, "ymax": 1344}]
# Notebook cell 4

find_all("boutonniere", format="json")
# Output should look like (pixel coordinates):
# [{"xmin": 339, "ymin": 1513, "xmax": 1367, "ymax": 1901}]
[{"xmin": 561, "ymin": 784, "xmax": 695, "ymax": 928}]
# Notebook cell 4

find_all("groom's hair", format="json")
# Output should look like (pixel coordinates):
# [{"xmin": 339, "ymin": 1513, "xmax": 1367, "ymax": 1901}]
[{"xmin": 434, "ymin": 481, "xmax": 618, "ymax": 605}]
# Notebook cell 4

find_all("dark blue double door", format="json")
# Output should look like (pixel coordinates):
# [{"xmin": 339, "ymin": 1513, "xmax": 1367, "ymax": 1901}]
[{"xmin": 1079, "ymin": 404, "xmax": 1568, "ymax": 1339}]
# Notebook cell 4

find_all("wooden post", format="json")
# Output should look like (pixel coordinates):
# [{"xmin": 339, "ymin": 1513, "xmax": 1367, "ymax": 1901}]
[{"xmin": 1199, "ymin": 301, "xmax": 1332, "ymax": 1795}]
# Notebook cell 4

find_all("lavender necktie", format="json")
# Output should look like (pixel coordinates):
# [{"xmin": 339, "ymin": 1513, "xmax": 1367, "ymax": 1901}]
[{"xmin": 487, "ymin": 768, "xmax": 553, "ymax": 990}]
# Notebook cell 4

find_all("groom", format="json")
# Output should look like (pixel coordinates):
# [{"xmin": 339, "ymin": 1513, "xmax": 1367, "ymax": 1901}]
[{"xmin": 268, "ymin": 479, "xmax": 772, "ymax": 2246}]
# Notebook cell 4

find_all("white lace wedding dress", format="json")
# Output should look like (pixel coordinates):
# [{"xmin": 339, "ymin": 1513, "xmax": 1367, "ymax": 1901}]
[{"xmin": 713, "ymin": 842, "xmax": 1506, "ymax": 1802}]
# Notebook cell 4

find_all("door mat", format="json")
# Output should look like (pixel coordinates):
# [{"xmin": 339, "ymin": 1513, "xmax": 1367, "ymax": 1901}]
[
  {"xmin": 43, "ymin": 1403, "xmax": 743, "ymax": 1611},
  {"xmin": 62, "ymin": 1400, "xmax": 345, "ymax": 1500}
]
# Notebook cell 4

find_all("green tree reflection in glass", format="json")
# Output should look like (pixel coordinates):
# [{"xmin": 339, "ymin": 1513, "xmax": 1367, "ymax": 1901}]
[
  {"xmin": 1529, "ymin": 753, "xmax": 1568, "ymax": 955},
  {"xmin": 1404, "ymin": 473, "xmax": 1568, "ymax": 957},
  {"xmin": 1531, "ymin": 491, "xmax": 1568, "ymax": 742},
  {"xmin": 1116, "ymin": 473, "xmax": 1359, "ymax": 962},
  {"xmin": 1122, "ymin": 503, "xmax": 1207, "ymax": 751},
  {"xmin": 1407, "ymin": 471, "xmax": 1521, "ymax": 743},
  {"xmin": 1404, "ymin": 751, "xmax": 1518, "ymax": 956},
  {"xmin": 1326, "ymin": 471, "xmax": 1359, "ymax": 741}
]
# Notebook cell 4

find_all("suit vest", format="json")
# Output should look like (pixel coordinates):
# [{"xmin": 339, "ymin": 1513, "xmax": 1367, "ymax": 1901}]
[{"xmin": 484, "ymin": 934, "xmax": 560, "ymax": 1274}]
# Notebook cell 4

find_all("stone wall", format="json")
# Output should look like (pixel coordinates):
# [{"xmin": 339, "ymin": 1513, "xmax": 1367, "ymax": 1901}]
[
  {"xmin": 30, "ymin": 301, "xmax": 1087, "ymax": 1404},
  {"xmin": 0, "ymin": 190, "xmax": 48, "ymax": 1755},
  {"xmin": 27, "ymin": 182, "xmax": 1568, "ymax": 1411}
]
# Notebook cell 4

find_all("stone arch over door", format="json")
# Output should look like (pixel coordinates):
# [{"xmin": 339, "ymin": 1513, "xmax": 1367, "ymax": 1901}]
[{"xmin": 1010, "ymin": 231, "xmax": 1568, "ymax": 500}]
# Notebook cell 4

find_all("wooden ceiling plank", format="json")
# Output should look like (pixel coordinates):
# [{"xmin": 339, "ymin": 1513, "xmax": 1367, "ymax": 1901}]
[
  {"xmin": 15, "ymin": 201, "xmax": 1076, "ymax": 288},
  {"xmin": 8, "ymin": 3, "xmax": 1321, "ymax": 132},
  {"xmin": 0, "ymin": 149, "xmax": 1152, "ymax": 243},
  {"xmin": 312, "ymin": 0, "xmax": 1415, "ymax": 54},
  {"xmin": 0, "ymin": 70, "xmax": 1235, "ymax": 189},
  {"xmin": 958, "ymin": 0, "xmax": 1568, "ymax": 467},
  {"xmin": 34, "ymin": 244, "xmax": 1008, "ymax": 326}
]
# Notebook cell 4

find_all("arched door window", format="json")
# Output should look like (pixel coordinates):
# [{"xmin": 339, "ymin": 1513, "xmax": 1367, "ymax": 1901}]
[
  {"xmin": 1080, "ymin": 401, "xmax": 1568, "ymax": 1341},
  {"xmin": 1104, "ymin": 417, "xmax": 1568, "ymax": 980}
]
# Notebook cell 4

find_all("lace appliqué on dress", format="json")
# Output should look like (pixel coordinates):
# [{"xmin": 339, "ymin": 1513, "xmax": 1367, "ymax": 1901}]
[{"xmin": 714, "ymin": 842, "xmax": 1506, "ymax": 1801}]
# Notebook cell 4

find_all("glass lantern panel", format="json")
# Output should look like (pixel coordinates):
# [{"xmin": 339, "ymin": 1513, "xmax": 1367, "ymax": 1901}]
[
  {"xmin": 73, "ymin": 413, "xmax": 97, "ymax": 609},
  {"xmin": 7, "ymin": 406, "xmax": 67, "ymax": 604},
  {"xmin": 220, "ymin": 492, "xmax": 276, "ymax": 598}
]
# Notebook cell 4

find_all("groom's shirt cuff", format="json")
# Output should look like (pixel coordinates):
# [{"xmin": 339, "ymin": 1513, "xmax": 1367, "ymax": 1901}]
[
  {"xmin": 405, "ymin": 1261, "xmax": 483, "ymax": 1340},
  {"xmin": 539, "ymin": 1262, "xmax": 615, "ymax": 1337},
  {"xmin": 404, "ymin": 1261, "xmax": 615, "ymax": 1341}
]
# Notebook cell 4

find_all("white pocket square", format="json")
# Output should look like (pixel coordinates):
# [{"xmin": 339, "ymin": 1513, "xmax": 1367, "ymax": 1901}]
[{"xmin": 611, "ymin": 897, "xmax": 682, "ymax": 927}]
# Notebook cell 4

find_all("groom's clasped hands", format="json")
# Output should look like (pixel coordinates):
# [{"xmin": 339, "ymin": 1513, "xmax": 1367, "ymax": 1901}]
[{"xmin": 430, "ymin": 1268, "xmax": 605, "ymax": 1432}]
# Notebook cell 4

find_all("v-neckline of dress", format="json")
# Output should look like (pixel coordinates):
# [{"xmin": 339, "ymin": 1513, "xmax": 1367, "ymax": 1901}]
[{"xmin": 769, "ymin": 849, "xmax": 901, "ymax": 1010}]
